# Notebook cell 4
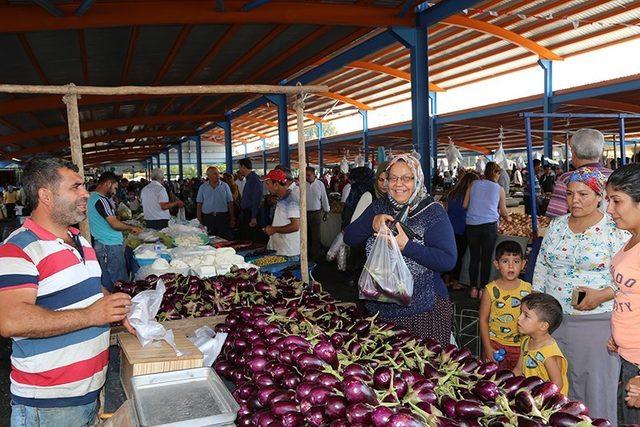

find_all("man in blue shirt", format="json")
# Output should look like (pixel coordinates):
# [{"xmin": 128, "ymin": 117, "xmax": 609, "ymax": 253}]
[
  {"xmin": 238, "ymin": 158, "xmax": 263, "ymax": 242},
  {"xmin": 88, "ymin": 172, "xmax": 142, "ymax": 290},
  {"xmin": 197, "ymin": 166, "xmax": 235, "ymax": 240}
]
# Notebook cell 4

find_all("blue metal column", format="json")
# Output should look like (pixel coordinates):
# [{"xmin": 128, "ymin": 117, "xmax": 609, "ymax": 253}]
[
  {"xmin": 155, "ymin": 154, "xmax": 161, "ymax": 171},
  {"xmin": 176, "ymin": 142, "xmax": 184, "ymax": 180},
  {"xmin": 524, "ymin": 114, "xmax": 539, "ymax": 235},
  {"xmin": 359, "ymin": 110, "xmax": 369, "ymax": 165},
  {"xmin": 262, "ymin": 138, "xmax": 267, "ymax": 175},
  {"xmin": 165, "ymin": 149, "xmax": 171, "ymax": 181},
  {"xmin": 538, "ymin": 59, "xmax": 554, "ymax": 159},
  {"xmin": 266, "ymin": 94, "xmax": 289, "ymax": 168},
  {"xmin": 218, "ymin": 118, "xmax": 233, "ymax": 173},
  {"xmin": 243, "ymin": 144, "xmax": 248, "ymax": 158},
  {"xmin": 316, "ymin": 123, "xmax": 324, "ymax": 176},
  {"xmin": 391, "ymin": 26, "xmax": 431, "ymax": 189},
  {"xmin": 194, "ymin": 135, "xmax": 202, "ymax": 178},
  {"xmin": 619, "ymin": 117, "xmax": 627, "ymax": 166}
]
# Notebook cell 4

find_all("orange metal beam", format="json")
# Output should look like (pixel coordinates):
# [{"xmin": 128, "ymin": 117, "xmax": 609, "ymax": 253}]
[
  {"xmin": 9, "ymin": 129, "xmax": 189, "ymax": 158},
  {"xmin": 154, "ymin": 25, "xmax": 193, "ymax": 85},
  {"xmin": 441, "ymin": 15, "xmax": 563, "ymax": 61},
  {"xmin": 317, "ymin": 92, "xmax": 373, "ymax": 111},
  {"xmin": 259, "ymin": 105, "xmax": 327, "ymax": 124},
  {"xmin": 0, "ymin": 2, "xmax": 414, "ymax": 32},
  {"xmin": 233, "ymin": 125, "xmax": 269, "ymax": 139},
  {"xmin": 200, "ymin": 25, "xmax": 334, "ymax": 116},
  {"xmin": 347, "ymin": 61, "xmax": 445, "ymax": 92},
  {"xmin": 1, "ymin": 114, "xmax": 220, "ymax": 147},
  {"xmin": 18, "ymin": 34, "xmax": 49, "ymax": 84},
  {"xmin": 158, "ymin": 24, "xmax": 240, "ymax": 116},
  {"xmin": 237, "ymin": 116, "xmax": 278, "ymax": 128},
  {"xmin": 178, "ymin": 24, "xmax": 288, "ymax": 115}
]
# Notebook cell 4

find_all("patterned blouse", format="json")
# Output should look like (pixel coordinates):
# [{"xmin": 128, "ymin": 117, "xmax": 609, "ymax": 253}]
[{"xmin": 533, "ymin": 214, "xmax": 629, "ymax": 315}]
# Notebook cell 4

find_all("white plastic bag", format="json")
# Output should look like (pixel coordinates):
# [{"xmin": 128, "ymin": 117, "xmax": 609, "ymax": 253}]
[
  {"xmin": 326, "ymin": 232, "xmax": 344, "ymax": 262},
  {"xmin": 340, "ymin": 156, "xmax": 349, "ymax": 174},
  {"xmin": 127, "ymin": 279, "xmax": 183, "ymax": 356},
  {"xmin": 176, "ymin": 207, "xmax": 186, "ymax": 221},
  {"xmin": 188, "ymin": 326, "xmax": 228, "ymax": 367},
  {"xmin": 445, "ymin": 142, "xmax": 463, "ymax": 171},
  {"xmin": 358, "ymin": 223, "xmax": 414, "ymax": 306},
  {"xmin": 337, "ymin": 244, "xmax": 348, "ymax": 271},
  {"xmin": 475, "ymin": 157, "xmax": 486, "ymax": 174},
  {"xmin": 494, "ymin": 142, "xmax": 508, "ymax": 170}
]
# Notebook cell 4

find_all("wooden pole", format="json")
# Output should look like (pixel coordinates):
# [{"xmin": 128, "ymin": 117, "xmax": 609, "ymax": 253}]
[
  {"xmin": 0, "ymin": 83, "xmax": 328, "ymax": 96},
  {"xmin": 294, "ymin": 94, "xmax": 309, "ymax": 284},
  {"xmin": 62, "ymin": 86, "xmax": 90, "ymax": 240}
]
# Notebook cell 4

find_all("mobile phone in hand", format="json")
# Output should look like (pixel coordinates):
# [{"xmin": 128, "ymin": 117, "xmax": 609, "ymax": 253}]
[{"xmin": 571, "ymin": 289, "xmax": 586, "ymax": 306}]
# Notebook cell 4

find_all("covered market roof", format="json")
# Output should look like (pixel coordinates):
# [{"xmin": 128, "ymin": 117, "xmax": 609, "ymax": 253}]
[{"xmin": 0, "ymin": 0, "xmax": 639, "ymax": 166}]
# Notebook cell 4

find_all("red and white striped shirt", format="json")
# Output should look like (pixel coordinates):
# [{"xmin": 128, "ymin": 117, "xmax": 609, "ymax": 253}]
[{"xmin": 0, "ymin": 219, "xmax": 109, "ymax": 407}]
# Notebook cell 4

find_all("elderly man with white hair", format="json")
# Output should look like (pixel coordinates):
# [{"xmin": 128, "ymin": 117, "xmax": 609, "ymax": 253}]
[
  {"xmin": 141, "ymin": 168, "xmax": 184, "ymax": 230},
  {"xmin": 546, "ymin": 128, "xmax": 613, "ymax": 217},
  {"xmin": 197, "ymin": 166, "xmax": 235, "ymax": 240}
]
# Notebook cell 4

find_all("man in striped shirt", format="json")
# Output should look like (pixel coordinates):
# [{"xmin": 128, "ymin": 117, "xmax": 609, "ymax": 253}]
[
  {"xmin": 546, "ymin": 128, "xmax": 612, "ymax": 218},
  {"xmin": 0, "ymin": 158, "xmax": 134, "ymax": 426}
]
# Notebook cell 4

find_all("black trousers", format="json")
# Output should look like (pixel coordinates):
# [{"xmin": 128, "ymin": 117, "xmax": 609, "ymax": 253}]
[
  {"xmin": 240, "ymin": 208, "xmax": 261, "ymax": 242},
  {"xmin": 5, "ymin": 203, "xmax": 15, "ymax": 218},
  {"xmin": 307, "ymin": 210, "xmax": 322, "ymax": 261},
  {"xmin": 146, "ymin": 219, "xmax": 169, "ymax": 230},
  {"xmin": 202, "ymin": 212, "xmax": 233, "ymax": 240},
  {"xmin": 449, "ymin": 233, "xmax": 468, "ymax": 282},
  {"xmin": 465, "ymin": 222, "xmax": 497, "ymax": 289}
]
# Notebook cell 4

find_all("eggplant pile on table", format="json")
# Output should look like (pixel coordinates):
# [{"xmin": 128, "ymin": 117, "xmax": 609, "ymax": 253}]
[
  {"xmin": 214, "ymin": 304, "xmax": 608, "ymax": 427},
  {"xmin": 112, "ymin": 267, "xmax": 334, "ymax": 321}
]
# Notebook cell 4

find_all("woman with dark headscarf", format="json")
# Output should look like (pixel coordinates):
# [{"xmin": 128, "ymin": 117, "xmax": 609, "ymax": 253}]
[
  {"xmin": 341, "ymin": 166, "xmax": 374, "ymax": 228},
  {"xmin": 344, "ymin": 154, "xmax": 457, "ymax": 345}
]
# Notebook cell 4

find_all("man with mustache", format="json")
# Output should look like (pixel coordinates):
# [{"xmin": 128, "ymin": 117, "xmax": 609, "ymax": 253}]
[{"xmin": 0, "ymin": 158, "xmax": 135, "ymax": 426}]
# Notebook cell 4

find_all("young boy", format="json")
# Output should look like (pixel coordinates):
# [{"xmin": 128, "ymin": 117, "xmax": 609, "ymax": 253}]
[
  {"xmin": 514, "ymin": 293, "xmax": 568, "ymax": 395},
  {"xmin": 479, "ymin": 240, "xmax": 532, "ymax": 370}
]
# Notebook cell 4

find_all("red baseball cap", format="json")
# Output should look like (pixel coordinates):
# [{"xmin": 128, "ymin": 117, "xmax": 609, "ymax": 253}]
[{"xmin": 261, "ymin": 169, "xmax": 288, "ymax": 183}]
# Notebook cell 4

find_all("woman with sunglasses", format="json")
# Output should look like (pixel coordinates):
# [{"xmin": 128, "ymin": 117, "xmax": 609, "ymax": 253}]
[{"xmin": 344, "ymin": 153, "xmax": 457, "ymax": 346}]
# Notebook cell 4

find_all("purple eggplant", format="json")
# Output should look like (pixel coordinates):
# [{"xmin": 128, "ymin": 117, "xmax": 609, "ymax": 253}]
[
  {"xmin": 271, "ymin": 400, "xmax": 299, "ymax": 416},
  {"xmin": 305, "ymin": 406, "xmax": 328, "ymax": 426},
  {"xmin": 341, "ymin": 377, "xmax": 378, "ymax": 404},
  {"xmin": 493, "ymin": 369, "xmax": 515, "ymax": 384},
  {"xmin": 295, "ymin": 382, "xmax": 316, "ymax": 401},
  {"xmin": 455, "ymin": 400, "xmax": 485, "ymax": 419},
  {"xmin": 329, "ymin": 419, "xmax": 349, "ymax": 427},
  {"xmin": 371, "ymin": 406, "xmax": 394, "ymax": 427},
  {"xmin": 501, "ymin": 376, "xmax": 525, "ymax": 398},
  {"xmin": 520, "ymin": 376, "xmax": 544, "ymax": 391},
  {"xmin": 548, "ymin": 412, "xmax": 584, "ymax": 426},
  {"xmin": 325, "ymin": 396, "xmax": 348, "ymax": 420},
  {"xmin": 307, "ymin": 386, "xmax": 334, "ymax": 405},
  {"xmin": 346, "ymin": 403, "xmax": 373, "ymax": 424},
  {"xmin": 248, "ymin": 356, "xmax": 268, "ymax": 373},
  {"xmin": 531, "ymin": 381, "xmax": 560, "ymax": 406},
  {"xmin": 387, "ymin": 413, "xmax": 424, "ymax": 426},
  {"xmin": 515, "ymin": 416, "xmax": 545, "ymax": 427},
  {"xmin": 317, "ymin": 373, "xmax": 340, "ymax": 389},
  {"xmin": 313, "ymin": 340, "xmax": 338, "ymax": 366},
  {"xmin": 514, "ymin": 390, "xmax": 538, "ymax": 415},
  {"xmin": 281, "ymin": 411, "xmax": 305, "ymax": 427},
  {"xmin": 544, "ymin": 393, "xmax": 570, "ymax": 411},
  {"xmin": 440, "ymin": 396, "xmax": 457, "ymax": 418},
  {"xmin": 373, "ymin": 366, "xmax": 393, "ymax": 390},
  {"xmin": 297, "ymin": 354, "xmax": 324, "ymax": 371},
  {"xmin": 472, "ymin": 380, "xmax": 500, "ymax": 402},
  {"xmin": 591, "ymin": 419, "xmax": 611, "ymax": 427},
  {"xmin": 560, "ymin": 401, "xmax": 589, "ymax": 416}
]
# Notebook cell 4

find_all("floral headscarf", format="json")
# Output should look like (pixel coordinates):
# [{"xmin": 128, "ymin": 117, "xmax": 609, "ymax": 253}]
[
  {"xmin": 567, "ymin": 167, "xmax": 606, "ymax": 195},
  {"xmin": 386, "ymin": 153, "xmax": 430, "ymax": 220}
]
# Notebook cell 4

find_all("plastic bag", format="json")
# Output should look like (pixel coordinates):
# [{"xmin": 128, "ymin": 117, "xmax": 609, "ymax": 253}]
[
  {"xmin": 127, "ymin": 279, "xmax": 183, "ymax": 356},
  {"xmin": 326, "ymin": 232, "xmax": 344, "ymax": 262},
  {"xmin": 188, "ymin": 326, "xmax": 228, "ymax": 367},
  {"xmin": 494, "ymin": 142, "xmax": 508, "ymax": 170},
  {"xmin": 340, "ymin": 156, "xmax": 349, "ymax": 174},
  {"xmin": 358, "ymin": 223, "xmax": 414, "ymax": 306},
  {"xmin": 445, "ymin": 142, "xmax": 463, "ymax": 171},
  {"xmin": 117, "ymin": 202, "xmax": 132, "ymax": 221},
  {"xmin": 475, "ymin": 157, "xmax": 486, "ymax": 174},
  {"xmin": 337, "ymin": 244, "xmax": 348, "ymax": 271},
  {"xmin": 176, "ymin": 207, "xmax": 186, "ymax": 221}
]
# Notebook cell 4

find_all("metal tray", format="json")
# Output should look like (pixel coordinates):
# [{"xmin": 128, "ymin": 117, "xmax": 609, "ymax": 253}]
[{"xmin": 131, "ymin": 368, "xmax": 239, "ymax": 427}]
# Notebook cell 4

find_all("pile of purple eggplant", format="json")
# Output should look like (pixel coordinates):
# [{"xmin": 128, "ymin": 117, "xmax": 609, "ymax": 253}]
[
  {"xmin": 214, "ymin": 304, "xmax": 609, "ymax": 426},
  {"xmin": 112, "ymin": 266, "xmax": 335, "ymax": 321}
]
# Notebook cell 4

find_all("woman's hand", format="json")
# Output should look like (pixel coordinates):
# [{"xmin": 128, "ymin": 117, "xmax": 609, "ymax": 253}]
[
  {"xmin": 372, "ymin": 214, "xmax": 395, "ymax": 233},
  {"xmin": 574, "ymin": 287, "xmax": 614, "ymax": 311},
  {"xmin": 394, "ymin": 222, "xmax": 409, "ymax": 251},
  {"xmin": 626, "ymin": 376, "xmax": 640, "ymax": 408},
  {"xmin": 483, "ymin": 345, "xmax": 496, "ymax": 363},
  {"xmin": 607, "ymin": 336, "xmax": 618, "ymax": 352}
]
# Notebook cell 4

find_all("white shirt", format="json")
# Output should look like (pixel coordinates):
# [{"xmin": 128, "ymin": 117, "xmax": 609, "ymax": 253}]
[
  {"xmin": 267, "ymin": 191, "xmax": 300, "ymax": 257},
  {"xmin": 236, "ymin": 178, "xmax": 245, "ymax": 197},
  {"xmin": 141, "ymin": 180, "xmax": 170, "ymax": 220},
  {"xmin": 306, "ymin": 179, "xmax": 330, "ymax": 212},
  {"xmin": 341, "ymin": 183, "xmax": 352, "ymax": 203},
  {"xmin": 289, "ymin": 182, "xmax": 300, "ymax": 199}
]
